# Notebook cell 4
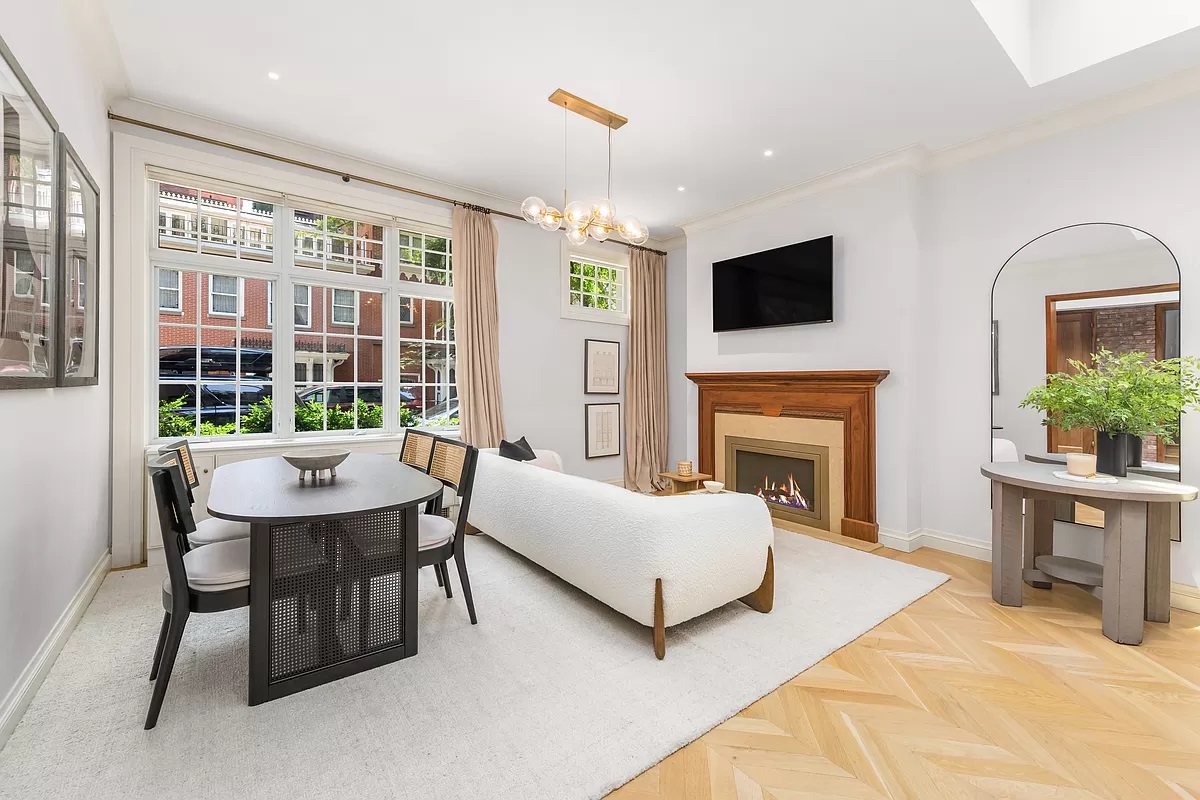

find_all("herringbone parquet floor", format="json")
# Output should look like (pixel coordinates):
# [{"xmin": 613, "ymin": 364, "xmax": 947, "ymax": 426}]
[{"xmin": 609, "ymin": 544, "xmax": 1200, "ymax": 800}]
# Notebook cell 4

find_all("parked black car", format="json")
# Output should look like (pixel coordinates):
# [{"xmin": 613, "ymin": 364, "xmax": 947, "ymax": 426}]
[{"xmin": 159, "ymin": 346, "xmax": 276, "ymax": 425}]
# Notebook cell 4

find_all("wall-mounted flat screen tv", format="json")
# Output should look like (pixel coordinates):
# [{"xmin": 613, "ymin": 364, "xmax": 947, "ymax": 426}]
[{"xmin": 712, "ymin": 235, "xmax": 834, "ymax": 332}]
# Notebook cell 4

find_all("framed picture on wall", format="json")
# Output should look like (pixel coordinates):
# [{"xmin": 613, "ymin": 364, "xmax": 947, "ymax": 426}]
[
  {"xmin": 584, "ymin": 338, "xmax": 620, "ymax": 394},
  {"xmin": 57, "ymin": 133, "xmax": 100, "ymax": 387},
  {"xmin": 585, "ymin": 402, "xmax": 621, "ymax": 458},
  {"xmin": 0, "ymin": 34, "xmax": 59, "ymax": 389}
]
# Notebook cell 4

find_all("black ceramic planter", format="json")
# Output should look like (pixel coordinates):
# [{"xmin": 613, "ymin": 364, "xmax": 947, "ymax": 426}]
[
  {"xmin": 1096, "ymin": 432, "xmax": 1131, "ymax": 477},
  {"xmin": 1127, "ymin": 436, "xmax": 1143, "ymax": 468}
]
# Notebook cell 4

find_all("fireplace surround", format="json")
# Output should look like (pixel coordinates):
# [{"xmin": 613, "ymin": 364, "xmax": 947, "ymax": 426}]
[{"xmin": 686, "ymin": 370, "xmax": 889, "ymax": 542}]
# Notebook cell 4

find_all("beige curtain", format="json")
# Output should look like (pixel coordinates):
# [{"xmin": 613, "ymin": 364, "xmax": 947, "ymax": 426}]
[
  {"xmin": 624, "ymin": 247, "xmax": 670, "ymax": 493},
  {"xmin": 451, "ymin": 206, "xmax": 505, "ymax": 448}
]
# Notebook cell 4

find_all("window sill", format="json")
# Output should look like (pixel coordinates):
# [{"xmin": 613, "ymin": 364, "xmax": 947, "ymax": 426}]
[
  {"xmin": 144, "ymin": 428, "xmax": 459, "ymax": 457},
  {"xmin": 560, "ymin": 306, "xmax": 630, "ymax": 326}
]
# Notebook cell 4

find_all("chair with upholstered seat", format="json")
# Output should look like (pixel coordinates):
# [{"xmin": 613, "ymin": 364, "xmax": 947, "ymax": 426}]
[
  {"xmin": 145, "ymin": 456, "xmax": 251, "ymax": 729},
  {"xmin": 159, "ymin": 440, "xmax": 250, "ymax": 547},
  {"xmin": 351, "ymin": 436, "xmax": 479, "ymax": 627}
]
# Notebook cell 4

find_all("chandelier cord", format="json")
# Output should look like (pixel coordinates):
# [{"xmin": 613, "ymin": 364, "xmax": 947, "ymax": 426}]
[{"xmin": 607, "ymin": 127, "xmax": 613, "ymax": 201}]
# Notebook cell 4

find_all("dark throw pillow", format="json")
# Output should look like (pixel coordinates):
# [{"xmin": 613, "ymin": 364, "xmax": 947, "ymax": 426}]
[{"xmin": 498, "ymin": 436, "xmax": 537, "ymax": 462}]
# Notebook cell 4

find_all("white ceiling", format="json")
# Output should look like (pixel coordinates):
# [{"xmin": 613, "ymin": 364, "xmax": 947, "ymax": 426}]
[{"xmin": 99, "ymin": 0, "xmax": 1200, "ymax": 236}]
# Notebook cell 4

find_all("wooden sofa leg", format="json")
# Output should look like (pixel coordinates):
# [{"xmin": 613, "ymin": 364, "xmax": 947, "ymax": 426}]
[
  {"xmin": 740, "ymin": 547, "xmax": 774, "ymax": 613},
  {"xmin": 653, "ymin": 578, "xmax": 665, "ymax": 660}
]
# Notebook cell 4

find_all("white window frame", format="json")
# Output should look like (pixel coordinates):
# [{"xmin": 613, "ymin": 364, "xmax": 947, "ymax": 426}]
[
  {"xmin": 12, "ymin": 253, "xmax": 36, "ymax": 299},
  {"xmin": 331, "ymin": 287, "xmax": 357, "ymax": 326},
  {"xmin": 158, "ymin": 268, "xmax": 182, "ymax": 312},
  {"xmin": 267, "ymin": 282, "xmax": 313, "ymax": 329},
  {"xmin": 560, "ymin": 241, "xmax": 630, "ymax": 325},
  {"xmin": 207, "ymin": 274, "xmax": 244, "ymax": 318}
]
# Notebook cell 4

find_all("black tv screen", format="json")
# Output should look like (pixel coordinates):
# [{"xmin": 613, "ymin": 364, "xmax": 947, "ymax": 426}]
[{"xmin": 712, "ymin": 236, "xmax": 833, "ymax": 332}]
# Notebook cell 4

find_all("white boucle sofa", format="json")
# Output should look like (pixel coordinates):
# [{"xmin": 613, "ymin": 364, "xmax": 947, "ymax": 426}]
[{"xmin": 468, "ymin": 450, "xmax": 775, "ymax": 658}]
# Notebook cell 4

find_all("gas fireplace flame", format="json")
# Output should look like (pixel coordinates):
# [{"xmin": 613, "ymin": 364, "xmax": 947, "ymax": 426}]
[{"xmin": 755, "ymin": 474, "xmax": 812, "ymax": 510}]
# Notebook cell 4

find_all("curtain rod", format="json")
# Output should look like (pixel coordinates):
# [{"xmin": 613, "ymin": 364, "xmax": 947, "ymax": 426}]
[{"xmin": 108, "ymin": 111, "xmax": 667, "ymax": 255}]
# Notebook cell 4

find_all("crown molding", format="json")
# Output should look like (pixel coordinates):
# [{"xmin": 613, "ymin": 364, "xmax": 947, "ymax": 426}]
[
  {"xmin": 651, "ymin": 233, "xmax": 687, "ymax": 252},
  {"xmin": 679, "ymin": 146, "xmax": 927, "ymax": 236},
  {"xmin": 109, "ymin": 98, "xmax": 526, "ymax": 216},
  {"xmin": 929, "ymin": 63, "xmax": 1200, "ymax": 170}
]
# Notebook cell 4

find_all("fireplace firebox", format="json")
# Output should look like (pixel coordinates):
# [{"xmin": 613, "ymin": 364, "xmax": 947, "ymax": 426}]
[{"xmin": 724, "ymin": 436, "xmax": 830, "ymax": 530}]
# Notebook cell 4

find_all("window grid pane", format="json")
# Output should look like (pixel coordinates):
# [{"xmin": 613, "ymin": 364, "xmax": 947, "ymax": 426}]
[
  {"xmin": 294, "ymin": 210, "xmax": 384, "ymax": 278},
  {"xmin": 156, "ymin": 182, "xmax": 275, "ymax": 261},
  {"xmin": 295, "ymin": 287, "xmax": 384, "ymax": 432}
]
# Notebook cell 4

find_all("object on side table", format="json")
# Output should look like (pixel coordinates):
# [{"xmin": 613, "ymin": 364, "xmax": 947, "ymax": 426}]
[
  {"xmin": 282, "ymin": 449, "xmax": 350, "ymax": 484},
  {"xmin": 676, "ymin": 460, "xmax": 693, "ymax": 477},
  {"xmin": 1096, "ymin": 432, "xmax": 1132, "ymax": 477},
  {"xmin": 658, "ymin": 470, "xmax": 713, "ymax": 495},
  {"xmin": 1128, "ymin": 435, "xmax": 1143, "ymax": 468},
  {"xmin": 703, "ymin": 480, "xmax": 724, "ymax": 493}
]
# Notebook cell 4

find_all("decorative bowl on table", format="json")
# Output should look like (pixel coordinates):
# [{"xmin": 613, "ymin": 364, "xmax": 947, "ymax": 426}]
[
  {"xmin": 282, "ymin": 449, "xmax": 350, "ymax": 485},
  {"xmin": 703, "ymin": 480, "xmax": 724, "ymax": 493}
]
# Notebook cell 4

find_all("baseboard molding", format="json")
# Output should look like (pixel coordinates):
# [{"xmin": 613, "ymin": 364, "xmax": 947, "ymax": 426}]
[
  {"xmin": 887, "ymin": 528, "xmax": 1200, "ymax": 614},
  {"xmin": 878, "ymin": 527, "xmax": 993, "ymax": 562},
  {"xmin": 0, "ymin": 550, "xmax": 111, "ymax": 751}
]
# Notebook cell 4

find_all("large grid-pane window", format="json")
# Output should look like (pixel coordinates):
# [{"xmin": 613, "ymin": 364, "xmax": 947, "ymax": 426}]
[
  {"xmin": 156, "ymin": 182, "xmax": 275, "ymax": 262},
  {"xmin": 151, "ymin": 177, "xmax": 454, "ymax": 440},
  {"xmin": 156, "ymin": 268, "xmax": 274, "ymax": 437},
  {"xmin": 294, "ymin": 287, "xmax": 384, "ymax": 431},
  {"xmin": 397, "ymin": 296, "xmax": 456, "ymax": 428},
  {"xmin": 293, "ymin": 210, "xmax": 384, "ymax": 279}
]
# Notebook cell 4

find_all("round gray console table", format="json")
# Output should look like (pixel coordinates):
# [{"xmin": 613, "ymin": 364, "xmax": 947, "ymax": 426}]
[{"xmin": 980, "ymin": 462, "xmax": 1197, "ymax": 645}]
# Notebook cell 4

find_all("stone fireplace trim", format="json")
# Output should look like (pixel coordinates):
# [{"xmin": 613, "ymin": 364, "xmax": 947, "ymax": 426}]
[{"xmin": 686, "ymin": 370, "xmax": 890, "ymax": 542}]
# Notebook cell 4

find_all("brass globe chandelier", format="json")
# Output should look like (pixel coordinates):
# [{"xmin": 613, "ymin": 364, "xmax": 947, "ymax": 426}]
[{"xmin": 521, "ymin": 89, "xmax": 649, "ymax": 247}]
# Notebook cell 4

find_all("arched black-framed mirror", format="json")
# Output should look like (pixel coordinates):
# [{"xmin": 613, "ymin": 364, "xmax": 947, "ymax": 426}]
[{"xmin": 990, "ymin": 223, "xmax": 1182, "ymax": 535}]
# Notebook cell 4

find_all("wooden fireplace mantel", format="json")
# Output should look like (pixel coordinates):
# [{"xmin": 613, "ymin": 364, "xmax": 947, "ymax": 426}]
[{"xmin": 686, "ymin": 370, "xmax": 890, "ymax": 542}]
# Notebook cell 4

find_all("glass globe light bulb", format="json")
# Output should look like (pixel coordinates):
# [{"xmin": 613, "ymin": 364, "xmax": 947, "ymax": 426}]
[
  {"xmin": 615, "ymin": 217, "xmax": 637, "ymax": 241},
  {"xmin": 566, "ymin": 226, "xmax": 589, "ymax": 246},
  {"xmin": 539, "ymin": 207, "xmax": 562, "ymax": 232},
  {"xmin": 564, "ymin": 200, "xmax": 591, "ymax": 226},
  {"xmin": 587, "ymin": 223, "xmax": 610, "ymax": 242},
  {"xmin": 521, "ymin": 196, "xmax": 547, "ymax": 223},
  {"xmin": 630, "ymin": 226, "xmax": 650, "ymax": 246},
  {"xmin": 592, "ymin": 199, "xmax": 616, "ymax": 223}
]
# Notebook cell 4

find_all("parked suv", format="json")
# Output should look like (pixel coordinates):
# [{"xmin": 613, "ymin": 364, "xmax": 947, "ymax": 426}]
[{"xmin": 159, "ymin": 346, "xmax": 275, "ymax": 425}]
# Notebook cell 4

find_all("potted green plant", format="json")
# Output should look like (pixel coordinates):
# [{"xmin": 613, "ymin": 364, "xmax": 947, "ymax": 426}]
[{"xmin": 1020, "ymin": 349, "xmax": 1200, "ymax": 476}]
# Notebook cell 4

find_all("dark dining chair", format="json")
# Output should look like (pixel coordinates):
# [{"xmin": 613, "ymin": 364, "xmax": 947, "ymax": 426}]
[
  {"xmin": 350, "ymin": 436, "xmax": 479, "ymax": 632},
  {"xmin": 158, "ymin": 440, "xmax": 250, "ymax": 548},
  {"xmin": 399, "ymin": 429, "xmax": 436, "ymax": 473},
  {"xmin": 145, "ymin": 456, "xmax": 250, "ymax": 729}
]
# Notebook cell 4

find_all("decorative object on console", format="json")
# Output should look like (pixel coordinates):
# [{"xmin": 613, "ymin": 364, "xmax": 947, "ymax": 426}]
[
  {"xmin": 0, "ymin": 33, "xmax": 59, "ymax": 389},
  {"xmin": 584, "ymin": 338, "xmax": 620, "ymax": 394},
  {"xmin": 703, "ymin": 481, "xmax": 724, "ymax": 493},
  {"xmin": 451, "ymin": 205, "xmax": 506, "ymax": 448},
  {"xmin": 56, "ymin": 133, "xmax": 100, "ymax": 387},
  {"xmin": 585, "ymin": 402, "xmax": 621, "ymax": 458},
  {"xmin": 281, "ymin": 449, "xmax": 350, "ymax": 484},
  {"xmin": 520, "ymin": 90, "xmax": 649, "ymax": 246},
  {"xmin": 1066, "ymin": 452, "xmax": 1097, "ymax": 477},
  {"xmin": 1019, "ymin": 348, "xmax": 1200, "ymax": 477},
  {"xmin": 498, "ymin": 436, "xmax": 537, "ymax": 462}
]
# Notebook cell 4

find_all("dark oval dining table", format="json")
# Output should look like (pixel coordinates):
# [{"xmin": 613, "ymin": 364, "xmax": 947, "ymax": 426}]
[{"xmin": 207, "ymin": 452, "xmax": 443, "ymax": 705}]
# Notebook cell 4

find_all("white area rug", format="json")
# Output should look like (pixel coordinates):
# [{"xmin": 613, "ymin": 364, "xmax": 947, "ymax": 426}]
[{"xmin": 0, "ymin": 531, "xmax": 946, "ymax": 800}]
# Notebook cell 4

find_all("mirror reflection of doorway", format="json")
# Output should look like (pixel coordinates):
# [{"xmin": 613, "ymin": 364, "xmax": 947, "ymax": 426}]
[{"xmin": 990, "ymin": 223, "xmax": 1183, "ymax": 538}]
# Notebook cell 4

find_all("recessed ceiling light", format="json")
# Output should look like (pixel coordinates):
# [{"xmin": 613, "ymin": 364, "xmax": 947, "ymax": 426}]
[
  {"xmin": 267, "ymin": 72, "xmax": 280, "ymax": 81},
  {"xmin": 763, "ymin": 149, "xmax": 774, "ymax": 157},
  {"xmin": 677, "ymin": 186, "xmax": 686, "ymax": 192}
]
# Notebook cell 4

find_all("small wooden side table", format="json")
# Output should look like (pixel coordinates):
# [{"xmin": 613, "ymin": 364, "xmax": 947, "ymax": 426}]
[{"xmin": 658, "ymin": 470, "xmax": 713, "ymax": 494}]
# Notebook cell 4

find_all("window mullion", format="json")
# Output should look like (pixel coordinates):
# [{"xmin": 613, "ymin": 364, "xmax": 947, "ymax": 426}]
[{"xmin": 275, "ymin": 202, "xmax": 296, "ymax": 437}]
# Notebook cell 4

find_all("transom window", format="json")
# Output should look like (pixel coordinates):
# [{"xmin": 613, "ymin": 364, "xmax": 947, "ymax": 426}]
[
  {"xmin": 561, "ymin": 251, "xmax": 629, "ymax": 324},
  {"xmin": 151, "ymin": 176, "xmax": 455, "ymax": 440}
]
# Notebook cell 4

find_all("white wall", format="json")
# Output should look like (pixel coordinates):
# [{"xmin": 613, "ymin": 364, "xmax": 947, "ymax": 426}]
[
  {"xmin": 683, "ymin": 167, "xmax": 924, "ymax": 534},
  {"xmin": 0, "ymin": 3, "xmax": 112, "ymax": 719},
  {"xmin": 680, "ymin": 90, "xmax": 1200, "ymax": 590},
  {"xmin": 924, "ymin": 93, "xmax": 1200, "ymax": 588},
  {"xmin": 666, "ymin": 244, "xmax": 688, "ymax": 466}
]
